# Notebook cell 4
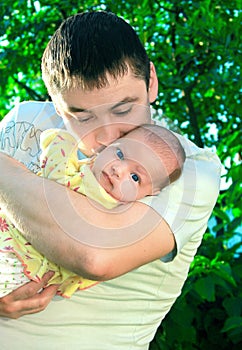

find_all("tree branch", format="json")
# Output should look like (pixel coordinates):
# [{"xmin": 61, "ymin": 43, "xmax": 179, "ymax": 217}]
[
  {"xmin": 183, "ymin": 86, "xmax": 204, "ymax": 148},
  {"xmin": 12, "ymin": 77, "xmax": 49, "ymax": 101}
]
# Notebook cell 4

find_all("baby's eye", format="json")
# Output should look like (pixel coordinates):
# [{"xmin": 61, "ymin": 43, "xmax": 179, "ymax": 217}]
[
  {"xmin": 116, "ymin": 148, "xmax": 124, "ymax": 160},
  {"xmin": 131, "ymin": 173, "xmax": 140, "ymax": 183}
]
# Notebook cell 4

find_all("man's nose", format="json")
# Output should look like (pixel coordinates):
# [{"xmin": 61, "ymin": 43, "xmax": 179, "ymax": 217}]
[{"xmin": 96, "ymin": 125, "xmax": 123, "ymax": 146}]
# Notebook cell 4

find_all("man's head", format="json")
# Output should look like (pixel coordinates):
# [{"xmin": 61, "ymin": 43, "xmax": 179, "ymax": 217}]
[
  {"xmin": 42, "ymin": 11, "xmax": 158, "ymax": 157},
  {"xmin": 92, "ymin": 124, "xmax": 186, "ymax": 202},
  {"xmin": 42, "ymin": 11, "xmax": 151, "ymax": 95}
]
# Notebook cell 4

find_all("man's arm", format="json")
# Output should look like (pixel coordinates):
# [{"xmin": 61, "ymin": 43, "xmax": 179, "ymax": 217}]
[{"xmin": 0, "ymin": 151, "xmax": 175, "ymax": 281}]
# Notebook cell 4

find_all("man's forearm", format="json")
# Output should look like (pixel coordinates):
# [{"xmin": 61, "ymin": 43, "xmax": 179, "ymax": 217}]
[
  {"xmin": 0, "ymin": 151, "xmax": 174, "ymax": 280},
  {"xmin": 0, "ymin": 152, "xmax": 97, "ymax": 277},
  {"xmin": 0, "ymin": 152, "xmax": 33, "ymax": 228}
]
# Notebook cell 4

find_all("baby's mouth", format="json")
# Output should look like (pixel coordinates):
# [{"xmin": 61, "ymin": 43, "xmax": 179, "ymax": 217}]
[{"xmin": 101, "ymin": 171, "xmax": 113, "ymax": 189}]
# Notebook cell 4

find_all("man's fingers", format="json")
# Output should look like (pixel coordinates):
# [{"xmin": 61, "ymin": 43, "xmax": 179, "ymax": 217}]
[
  {"xmin": 5, "ymin": 271, "xmax": 55, "ymax": 301},
  {"xmin": 13, "ymin": 284, "xmax": 60, "ymax": 316},
  {"xmin": 0, "ymin": 281, "xmax": 59, "ymax": 319}
]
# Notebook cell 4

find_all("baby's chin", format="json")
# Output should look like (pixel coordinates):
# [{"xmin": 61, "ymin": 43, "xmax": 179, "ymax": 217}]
[
  {"xmin": 106, "ymin": 190, "xmax": 122, "ymax": 201},
  {"xmin": 105, "ymin": 189, "xmax": 125, "ymax": 202},
  {"xmin": 111, "ymin": 193, "xmax": 137, "ymax": 203}
]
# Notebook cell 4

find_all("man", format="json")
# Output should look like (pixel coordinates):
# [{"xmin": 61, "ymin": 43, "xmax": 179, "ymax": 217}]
[{"xmin": 0, "ymin": 11, "xmax": 221, "ymax": 349}]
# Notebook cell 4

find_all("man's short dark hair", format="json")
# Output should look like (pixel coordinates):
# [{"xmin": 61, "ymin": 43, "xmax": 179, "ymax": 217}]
[{"xmin": 42, "ymin": 11, "xmax": 150, "ymax": 95}]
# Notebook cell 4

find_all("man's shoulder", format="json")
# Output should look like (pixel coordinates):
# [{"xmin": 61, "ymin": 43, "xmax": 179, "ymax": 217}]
[
  {"xmin": 6, "ymin": 100, "xmax": 63, "ymax": 130},
  {"xmin": 1, "ymin": 100, "xmax": 64, "ymax": 141},
  {"xmin": 17, "ymin": 100, "xmax": 56, "ymax": 118}
]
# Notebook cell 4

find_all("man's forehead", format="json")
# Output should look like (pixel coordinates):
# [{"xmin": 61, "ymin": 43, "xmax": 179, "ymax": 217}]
[{"xmin": 56, "ymin": 73, "xmax": 147, "ymax": 109}]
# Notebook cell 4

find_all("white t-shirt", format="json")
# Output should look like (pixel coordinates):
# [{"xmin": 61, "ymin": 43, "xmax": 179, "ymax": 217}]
[{"xmin": 0, "ymin": 101, "xmax": 221, "ymax": 350}]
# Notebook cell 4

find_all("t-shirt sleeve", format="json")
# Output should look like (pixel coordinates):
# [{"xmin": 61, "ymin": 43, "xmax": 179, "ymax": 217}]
[
  {"xmin": 0, "ymin": 101, "xmax": 63, "ymax": 172},
  {"xmin": 139, "ymin": 134, "xmax": 221, "ymax": 262},
  {"xmin": 0, "ymin": 103, "xmax": 20, "ymax": 156}
]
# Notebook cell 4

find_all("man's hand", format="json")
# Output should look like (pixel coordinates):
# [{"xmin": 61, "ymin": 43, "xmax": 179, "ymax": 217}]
[{"xmin": 0, "ymin": 271, "xmax": 59, "ymax": 319}]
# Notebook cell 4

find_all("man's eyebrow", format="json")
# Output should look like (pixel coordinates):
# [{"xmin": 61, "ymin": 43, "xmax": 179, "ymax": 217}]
[
  {"xmin": 67, "ymin": 106, "xmax": 88, "ymax": 113},
  {"xmin": 110, "ymin": 97, "xmax": 139, "ymax": 110},
  {"xmin": 67, "ymin": 96, "xmax": 139, "ymax": 113}
]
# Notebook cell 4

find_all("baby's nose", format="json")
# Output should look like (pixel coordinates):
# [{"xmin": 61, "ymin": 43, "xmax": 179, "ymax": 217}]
[{"xmin": 112, "ymin": 162, "xmax": 128, "ymax": 178}]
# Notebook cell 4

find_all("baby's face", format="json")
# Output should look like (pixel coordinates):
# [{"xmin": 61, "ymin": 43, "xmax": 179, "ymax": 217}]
[{"xmin": 92, "ymin": 133, "xmax": 165, "ymax": 202}]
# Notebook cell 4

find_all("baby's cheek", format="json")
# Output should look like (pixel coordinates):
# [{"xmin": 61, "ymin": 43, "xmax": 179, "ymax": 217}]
[{"xmin": 119, "ymin": 180, "xmax": 138, "ymax": 202}]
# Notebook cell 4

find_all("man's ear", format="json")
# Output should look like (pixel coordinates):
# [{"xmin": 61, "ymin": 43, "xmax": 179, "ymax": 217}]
[
  {"xmin": 53, "ymin": 101, "xmax": 62, "ymax": 117},
  {"xmin": 148, "ymin": 62, "xmax": 158, "ymax": 103}
]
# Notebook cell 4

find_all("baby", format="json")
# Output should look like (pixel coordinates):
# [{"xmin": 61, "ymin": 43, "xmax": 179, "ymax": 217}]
[
  {"xmin": 0, "ymin": 124, "xmax": 185, "ymax": 297},
  {"xmin": 40, "ymin": 124, "xmax": 185, "ymax": 205}
]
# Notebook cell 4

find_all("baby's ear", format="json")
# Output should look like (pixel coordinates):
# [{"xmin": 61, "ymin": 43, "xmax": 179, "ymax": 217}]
[{"xmin": 151, "ymin": 188, "xmax": 161, "ymax": 196}]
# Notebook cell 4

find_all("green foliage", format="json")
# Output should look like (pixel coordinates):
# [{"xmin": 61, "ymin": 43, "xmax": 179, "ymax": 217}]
[
  {"xmin": 0, "ymin": 0, "xmax": 241, "ymax": 348},
  {"xmin": 151, "ymin": 236, "xmax": 242, "ymax": 349}
]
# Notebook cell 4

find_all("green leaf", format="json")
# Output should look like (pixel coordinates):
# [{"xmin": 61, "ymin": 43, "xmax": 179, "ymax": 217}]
[
  {"xmin": 213, "ymin": 207, "xmax": 231, "ymax": 222},
  {"xmin": 223, "ymin": 297, "xmax": 242, "ymax": 317},
  {"xmin": 212, "ymin": 262, "xmax": 237, "ymax": 287},
  {"xmin": 221, "ymin": 316, "xmax": 242, "ymax": 332},
  {"xmin": 193, "ymin": 275, "xmax": 215, "ymax": 302},
  {"xmin": 204, "ymin": 88, "xmax": 215, "ymax": 97}
]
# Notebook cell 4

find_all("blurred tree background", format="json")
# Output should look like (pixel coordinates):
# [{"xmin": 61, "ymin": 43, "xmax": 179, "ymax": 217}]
[{"xmin": 0, "ymin": 0, "xmax": 241, "ymax": 348}]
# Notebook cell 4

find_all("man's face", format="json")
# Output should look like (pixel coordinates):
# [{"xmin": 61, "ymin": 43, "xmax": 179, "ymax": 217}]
[{"xmin": 53, "ymin": 70, "xmax": 154, "ymax": 157}]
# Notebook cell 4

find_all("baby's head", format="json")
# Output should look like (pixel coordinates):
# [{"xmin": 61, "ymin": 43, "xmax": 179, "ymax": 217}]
[{"xmin": 92, "ymin": 124, "xmax": 185, "ymax": 202}]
